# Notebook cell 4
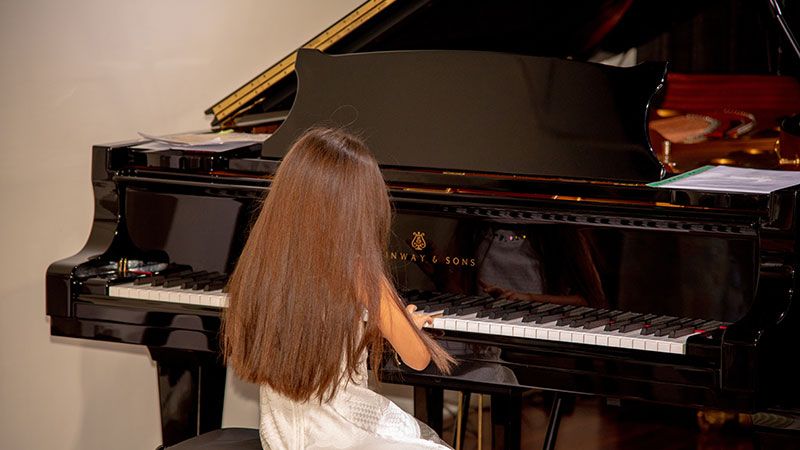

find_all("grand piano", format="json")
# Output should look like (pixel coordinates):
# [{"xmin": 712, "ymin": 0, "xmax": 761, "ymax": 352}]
[{"xmin": 47, "ymin": 1, "xmax": 800, "ymax": 449}]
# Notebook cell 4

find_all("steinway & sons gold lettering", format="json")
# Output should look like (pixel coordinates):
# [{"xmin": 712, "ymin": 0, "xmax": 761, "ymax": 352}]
[
  {"xmin": 387, "ymin": 231, "xmax": 476, "ymax": 267},
  {"xmin": 386, "ymin": 251, "xmax": 476, "ymax": 267}
]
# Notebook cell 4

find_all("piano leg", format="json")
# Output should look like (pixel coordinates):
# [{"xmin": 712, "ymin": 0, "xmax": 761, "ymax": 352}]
[
  {"xmin": 454, "ymin": 391, "xmax": 472, "ymax": 448},
  {"xmin": 149, "ymin": 348, "xmax": 227, "ymax": 447},
  {"xmin": 491, "ymin": 393, "xmax": 522, "ymax": 450},
  {"xmin": 414, "ymin": 386, "xmax": 444, "ymax": 436},
  {"xmin": 542, "ymin": 393, "xmax": 565, "ymax": 450}
]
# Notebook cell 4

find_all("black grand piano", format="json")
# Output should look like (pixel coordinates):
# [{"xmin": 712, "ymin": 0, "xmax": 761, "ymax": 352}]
[{"xmin": 47, "ymin": 1, "xmax": 800, "ymax": 449}]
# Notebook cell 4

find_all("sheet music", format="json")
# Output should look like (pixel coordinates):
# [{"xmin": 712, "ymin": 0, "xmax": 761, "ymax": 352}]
[
  {"xmin": 138, "ymin": 131, "xmax": 270, "ymax": 146},
  {"xmin": 648, "ymin": 165, "xmax": 800, "ymax": 194},
  {"xmin": 131, "ymin": 131, "xmax": 270, "ymax": 153}
]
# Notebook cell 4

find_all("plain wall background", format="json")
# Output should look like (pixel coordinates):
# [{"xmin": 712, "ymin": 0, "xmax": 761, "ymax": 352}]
[{"xmin": 0, "ymin": 1, "xmax": 361, "ymax": 448}]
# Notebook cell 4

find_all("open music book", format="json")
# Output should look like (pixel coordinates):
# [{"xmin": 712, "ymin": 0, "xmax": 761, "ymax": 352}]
[{"xmin": 648, "ymin": 165, "xmax": 800, "ymax": 194}]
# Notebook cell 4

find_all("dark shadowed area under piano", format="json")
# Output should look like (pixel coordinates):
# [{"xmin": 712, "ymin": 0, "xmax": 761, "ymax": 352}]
[{"xmin": 439, "ymin": 393, "xmax": 753, "ymax": 450}]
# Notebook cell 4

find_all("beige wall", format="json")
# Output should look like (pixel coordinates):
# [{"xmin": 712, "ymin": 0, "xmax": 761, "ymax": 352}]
[{"xmin": 0, "ymin": 1, "xmax": 361, "ymax": 449}]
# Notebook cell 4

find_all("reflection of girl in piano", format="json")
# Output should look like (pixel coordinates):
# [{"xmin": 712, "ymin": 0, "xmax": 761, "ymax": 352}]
[
  {"xmin": 476, "ymin": 226, "xmax": 607, "ymax": 308},
  {"xmin": 221, "ymin": 128, "xmax": 454, "ymax": 450}
]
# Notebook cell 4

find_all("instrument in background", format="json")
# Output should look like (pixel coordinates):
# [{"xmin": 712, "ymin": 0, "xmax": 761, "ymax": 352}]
[{"xmin": 648, "ymin": 74, "xmax": 800, "ymax": 171}]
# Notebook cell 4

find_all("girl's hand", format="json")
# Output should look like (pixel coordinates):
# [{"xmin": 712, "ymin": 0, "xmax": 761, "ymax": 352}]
[{"xmin": 406, "ymin": 304, "xmax": 435, "ymax": 329}]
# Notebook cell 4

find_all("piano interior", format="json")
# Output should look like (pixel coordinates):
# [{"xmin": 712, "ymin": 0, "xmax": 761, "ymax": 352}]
[{"xmin": 46, "ymin": 0, "xmax": 800, "ymax": 448}]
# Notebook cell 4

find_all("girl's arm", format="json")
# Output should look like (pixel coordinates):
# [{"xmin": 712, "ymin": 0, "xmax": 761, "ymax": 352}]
[{"xmin": 377, "ymin": 281, "xmax": 433, "ymax": 371}]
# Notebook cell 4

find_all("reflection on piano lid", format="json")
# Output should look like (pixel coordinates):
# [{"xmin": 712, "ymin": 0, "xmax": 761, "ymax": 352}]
[
  {"xmin": 207, "ymin": 0, "xmax": 645, "ymax": 127},
  {"xmin": 261, "ymin": 49, "xmax": 667, "ymax": 183}
]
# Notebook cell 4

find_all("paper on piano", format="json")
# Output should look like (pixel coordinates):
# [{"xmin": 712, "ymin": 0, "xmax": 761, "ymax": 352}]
[
  {"xmin": 647, "ymin": 165, "xmax": 800, "ymax": 194},
  {"xmin": 130, "ymin": 140, "xmax": 260, "ymax": 153},
  {"xmin": 138, "ymin": 131, "xmax": 270, "ymax": 146},
  {"xmin": 132, "ymin": 131, "xmax": 270, "ymax": 153}
]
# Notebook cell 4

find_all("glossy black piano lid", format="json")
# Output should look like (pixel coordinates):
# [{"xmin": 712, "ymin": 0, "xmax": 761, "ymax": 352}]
[
  {"xmin": 261, "ymin": 49, "xmax": 667, "ymax": 182},
  {"xmin": 389, "ymin": 211, "xmax": 756, "ymax": 323}
]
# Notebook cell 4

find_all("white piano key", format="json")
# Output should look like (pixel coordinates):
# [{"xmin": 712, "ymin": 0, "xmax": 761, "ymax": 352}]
[
  {"xmin": 570, "ymin": 331, "xmax": 586, "ymax": 344},
  {"xmin": 107, "ymin": 281, "xmax": 229, "ymax": 308}
]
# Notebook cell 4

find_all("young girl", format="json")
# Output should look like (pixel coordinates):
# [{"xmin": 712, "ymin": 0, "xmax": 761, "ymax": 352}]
[{"xmin": 222, "ymin": 127, "xmax": 454, "ymax": 449}]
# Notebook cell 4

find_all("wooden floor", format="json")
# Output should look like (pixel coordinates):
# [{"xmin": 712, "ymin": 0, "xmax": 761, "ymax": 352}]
[{"xmin": 440, "ymin": 392, "xmax": 754, "ymax": 450}]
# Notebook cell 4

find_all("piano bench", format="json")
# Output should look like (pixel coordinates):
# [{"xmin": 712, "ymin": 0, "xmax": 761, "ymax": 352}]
[{"xmin": 157, "ymin": 428, "xmax": 262, "ymax": 450}]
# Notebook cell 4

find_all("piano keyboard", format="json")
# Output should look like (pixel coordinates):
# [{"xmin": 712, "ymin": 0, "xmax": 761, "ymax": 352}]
[
  {"xmin": 108, "ymin": 273, "xmax": 724, "ymax": 356},
  {"xmin": 410, "ymin": 292, "xmax": 726, "ymax": 355},
  {"xmin": 109, "ymin": 270, "xmax": 229, "ymax": 308}
]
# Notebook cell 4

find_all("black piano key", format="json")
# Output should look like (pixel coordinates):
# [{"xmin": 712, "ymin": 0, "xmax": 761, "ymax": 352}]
[
  {"xmin": 461, "ymin": 295, "xmax": 493, "ymax": 306},
  {"xmin": 669, "ymin": 324, "xmax": 709, "ymax": 339},
  {"xmin": 133, "ymin": 266, "xmax": 193, "ymax": 286},
  {"xmin": 442, "ymin": 299, "xmax": 475, "ymax": 315},
  {"xmin": 649, "ymin": 316, "xmax": 691, "ymax": 331},
  {"xmin": 163, "ymin": 271, "xmax": 210, "ymax": 288},
  {"xmin": 534, "ymin": 305, "xmax": 578, "ymax": 324},
  {"xmin": 486, "ymin": 299, "xmax": 517, "ymax": 308},
  {"xmin": 602, "ymin": 312, "xmax": 648, "ymax": 331},
  {"xmin": 411, "ymin": 293, "xmax": 452, "ymax": 307},
  {"xmin": 579, "ymin": 314, "xmax": 616, "ymax": 330},
  {"xmin": 654, "ymin": 319, "xmax": 704, "ymax": 337},
  {"xmin": 205, "ymin": 281, "xmax": 226, "ymax": 291},
  {"xmin": 488, "ymin": 306, "xmax": 526, "ymax": 319},
  {"xmin": 443, "ymin": 297, "xmax": 482, "ymax": 313},
  {"xmin": 418, "ymin": 293, "xmax": 461, "ymax": 306},
  {"xmin": 150, "ymin": 269, "xmax": 193, "ymax": 286},
  {"xmin": 670, "ymin": 320, "xmax": 725, "ymax": 338},
  {"xmin": 407, "ymin": 291, "xmax": 445, "ymax": 305},
  {"xmin": 181, "ymin": 272, "xmax": 222, "ymax": 289},
  {"xmin": 614, "ymin": 314, "xmax": 659, "ymax": 333},
  {"xmin": 669, "ymin": 328, "xmax": 695, "ymax": 339},
  {"xmin": 182, "ymin": 280, "xmax": 199, "ymax": 290},
  {"xmin": 476, "ymin": 299, "xmax": 519, "ymax": 317},
  {"xmin": 445, "ymin": 296, "xmax": 495, "ymax": 314},
  {"xmin": 520, "ymin": 303, "xmax": 564, "ymax": 322},
  {"xmin": 485, "ymin": 301, "xmax": 539, "ymax": 319},
  {"xmin": 554, "ymin": 307, "xmax": 596, "ymax": 326},
  {"xmin": 568, "ymin": 309, "xmax": 613, "ymax": 328},
  {"xmin": 696, "ymin": 320, "xmax": 725, "ymax": 331},
  {"xmin": 423, "ymin": 297, "xmax": 464, "ymax": 313},
  {"xmin": 618, "ymin": 321, "xmax": 646, "ymax": 333},
  {"xmin": 150, "ymin": 275, "xmax": 169, "ymax": 286},
  {"xmin": 163, "ymin": 277, "xmax": 188, "ymax": 288},
  {"xmin": 455, "ymin": 305, "xmax": 485, "ymax": 316},
  {"xmin": 641, "ymin": 316, "xmax": 682, "ymax": 335},
  {"xmin": 192, "ymin": 274, "xmax": 228, "ymax": 290},
  {"xmin": 500, "ymin": 309, "xmax": 530, "ymax": 321}
]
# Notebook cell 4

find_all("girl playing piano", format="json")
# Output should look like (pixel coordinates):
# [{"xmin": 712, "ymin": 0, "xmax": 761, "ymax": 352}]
[{"xmin": 222, "ymin": 127, "xmax": 454, "ymax": 449}]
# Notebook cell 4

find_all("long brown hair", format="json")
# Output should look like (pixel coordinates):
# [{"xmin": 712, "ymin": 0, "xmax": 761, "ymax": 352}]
[{"xmin": 222, "ymin": 127, "xmax": 452, "ymax": 403}]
